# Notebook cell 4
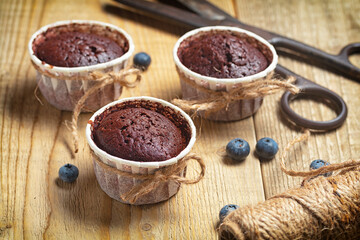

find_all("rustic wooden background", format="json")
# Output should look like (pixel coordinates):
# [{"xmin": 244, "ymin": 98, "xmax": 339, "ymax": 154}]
[{"xmin": 1, "ymin": 0, "xmax": 359, "ymax": 239}]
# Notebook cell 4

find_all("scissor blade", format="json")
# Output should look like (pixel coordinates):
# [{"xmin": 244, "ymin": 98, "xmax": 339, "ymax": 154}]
[
  {"xmin": 113, "ymin": 0, "xmax": 276, "ymax": 40},
  {"xmin": 176, "ymin": 0, "xmax": 236, "ymax": 21},
  {"xmin": 113, "ymin": 0, "xmax": 216, "ymax": 28},
  {"xmin": 175, "ymin": 0, "xmax": 275, "ymax": 40}
]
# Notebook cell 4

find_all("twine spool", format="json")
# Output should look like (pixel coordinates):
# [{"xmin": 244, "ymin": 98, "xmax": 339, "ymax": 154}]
[
  {"xmin": 219, "ymin": 166, "xmax": 360, "ymax": 239},
  {"xmin": 219, "ymin": 130, "xmax": 360, "ymax": 240}
]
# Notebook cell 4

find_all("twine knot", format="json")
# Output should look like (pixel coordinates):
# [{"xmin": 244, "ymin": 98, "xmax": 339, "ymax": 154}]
[{"xmin": 89, "ymin": 68, "xmax": 142, "ymax": 87}]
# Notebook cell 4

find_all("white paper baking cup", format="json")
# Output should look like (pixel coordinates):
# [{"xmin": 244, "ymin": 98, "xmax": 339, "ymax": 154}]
[
  {"xmin": 28, "ymin": 20, "xmax": 135, "ymax": 112},
  {"xmin": 173, "ymin": 26, "xmax": 278, "ymax": 121},
  {"xmin": 86, "ymin": 96, "xmax": 196, "ymax": 205}
]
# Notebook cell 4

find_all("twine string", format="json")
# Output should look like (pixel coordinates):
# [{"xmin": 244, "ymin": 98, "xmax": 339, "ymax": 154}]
[
  {"xmin": 65, "ymin": 67, "xmax": 142, "ymax": 153},
  {"xmin": 172, "ymin": 71, "xmax": 300, "ymax": 114},
  {"xmin": 33, "ymin": 83, "xmax": 44, "ymax": 105},
  {"xmin": 92, "ymin": 153, "xmax": 205, "ymax": 204},
  {"xmin": 280, "ymin": 129, "xmax": 360, "ymax": 178}
]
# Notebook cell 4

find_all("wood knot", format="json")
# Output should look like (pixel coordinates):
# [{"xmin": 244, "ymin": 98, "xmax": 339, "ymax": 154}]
[{"xmin": 141, "ymin": 223, "xmax": 152, "ymax": 231}]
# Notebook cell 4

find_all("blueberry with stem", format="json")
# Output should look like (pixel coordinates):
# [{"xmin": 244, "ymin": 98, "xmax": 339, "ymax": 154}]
[
  {"xmin": 226, "ymin": 138, "xmax": 250, "ymax": 161},
  {"xmin": 59, "ymin": 163, "xmax": 79, "ymax": 183},
  {"xmin": 255, "ymin": 137, "xmax": 279, "ymax": 160}
]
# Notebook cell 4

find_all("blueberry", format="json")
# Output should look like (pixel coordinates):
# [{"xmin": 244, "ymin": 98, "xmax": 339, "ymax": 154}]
[
  {"xmin": 59, "ymin": 163, "xmax": 79, "ymax": 183},
  {"xmin": 310, "ymin": 159, "xmax": 332, "ymax": 177},
  {"xmin": 226, "ymin": 138, "xmax": 250, "ymax": 161},
  {"xmin": 219, "ymin": 204, "xmax": 240, "ymax": 222},
  {"xmin": 133, "ymin": 52, "xmax": 151, "ymax": 70},
  {"xmin": 255, "ymin": 137, "xmax": 279, "ymax": 160}
]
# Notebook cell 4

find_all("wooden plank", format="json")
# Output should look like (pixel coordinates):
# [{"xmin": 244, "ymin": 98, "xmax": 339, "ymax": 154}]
[
  {"xmin": 234, "ymin": 0, "xmax": 360, "ymax": 198},
  {"xmin": 102, "ymin": 1, "xmax": 265, "ymax": 239},
  {"xmin": 0, "ymin": 0, "xmax": 359, "ymax": 239},
  {"xmin": 0, "ymin": 0, "xmax": 264, "ymax": 239}
]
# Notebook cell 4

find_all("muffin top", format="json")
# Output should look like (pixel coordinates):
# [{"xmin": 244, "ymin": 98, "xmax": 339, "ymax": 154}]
[
  {"xmin": 177, "ymin": 32, "xmax": 269, "ymax": 78},
  {"xmin": 92, "ymin": 107, "xmax": 188, "ymax": 162},
  {"xmin": 34, "ymin": 31, "xmax": 125, "ymax": 67}
]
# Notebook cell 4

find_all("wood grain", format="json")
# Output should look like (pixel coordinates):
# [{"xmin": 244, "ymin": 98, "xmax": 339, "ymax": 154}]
[{"xmin": 0, "ymin": 0, "xmax": 359, "ymax": 239}]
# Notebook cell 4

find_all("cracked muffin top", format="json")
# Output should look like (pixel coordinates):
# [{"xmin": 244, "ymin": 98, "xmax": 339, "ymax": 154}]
[
  {"xmin": 34, "ymin": 31, "xmax": 126, "ymax": 67},
  {"xmin": 177, "ymin": 31, "xmax": 269, "ymax": 78},
  {"xmin": 92, "ymin": 106, "xmax": 188, "ymax": 162}
]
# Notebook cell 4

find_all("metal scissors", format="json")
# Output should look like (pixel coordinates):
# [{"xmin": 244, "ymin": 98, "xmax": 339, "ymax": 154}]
[{"xmin": 113, "ymin": 0, "xmax": 360, "ymax": 130}]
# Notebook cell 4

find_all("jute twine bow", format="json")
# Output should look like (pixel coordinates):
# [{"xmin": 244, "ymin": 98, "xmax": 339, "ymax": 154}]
[
  {"xmin": 92, "ymin": 152, "xmax": 205, "ymax": 204},
  {"xmin": 219, "ymin": 129, "xmax": 360, "ymax": 240},
  {"xmin": 65, "ymin": 67, "xmax": 142, "ymax": 153},
  {"xmin": 172, "ymin": 71, "xmax": 300, "ymax": 114}
]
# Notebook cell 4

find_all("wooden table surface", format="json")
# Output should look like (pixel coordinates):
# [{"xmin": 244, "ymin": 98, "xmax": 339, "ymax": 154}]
[{"xmin": 1, "ymin": 0, "xmax": 359, "ymax": 239}]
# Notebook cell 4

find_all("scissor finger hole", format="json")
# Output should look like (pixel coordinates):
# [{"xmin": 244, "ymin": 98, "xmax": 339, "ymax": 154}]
[
  {"xmin": 349, "ymin": 54, "xmax": 360, "ymax": 69},
  {"xmin": 289, "ymin": 94, "xmax": 338, "ymax": 122},
  {"xmin": 281, "ymin": 88, "xmax": 347, "ymax": 130},
  {"xmin": 340, "ymin": 42, "xmax": 360, "ymax": 69}
]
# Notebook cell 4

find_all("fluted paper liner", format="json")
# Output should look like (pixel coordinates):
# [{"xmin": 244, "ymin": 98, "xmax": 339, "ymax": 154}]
[
  {"xmin": 86, "ymin": 97, "xmax": 197, "ymax": 205},
  {"xmin": 173, "ymin": 26, "xmax": 278, "ymax": 121},
  {"xmin": 28, "ymin": 20, "xmax": 134, "ymax": 112}
]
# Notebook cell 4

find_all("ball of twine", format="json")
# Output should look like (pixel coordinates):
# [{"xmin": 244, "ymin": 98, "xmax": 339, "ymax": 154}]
[{"xmin": 219, "ymin": 130, "xmax": 360, "ymax": 240}]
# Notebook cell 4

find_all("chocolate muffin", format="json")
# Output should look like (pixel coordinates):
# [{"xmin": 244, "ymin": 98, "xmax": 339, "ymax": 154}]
[
  {"xmin": 177, "ymin": 32, "xmax": 269, "ymax": 78},
  {"xmin": 34, "ymin": 31, "xmax": 126, "ymax": 67},
  {"xmin": 86, "ymin": 97, "xmax": 197, "ymax": 205},
  {"xmin": 29, "ymin": 21, "xmax": 134, "ymax": 112},
  {"xmin": 92, "ymin": 102, "xmax": 190, "ymax": 162}
]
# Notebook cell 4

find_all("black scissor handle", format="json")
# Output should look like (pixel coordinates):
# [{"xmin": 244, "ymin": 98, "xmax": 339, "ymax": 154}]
[
  {"xmin": 338, "ymin": 42, "xmax": 360, "ymax": 64},
  {"xmin": 270, "ymin": 37, "xmax": 360, "ymax": 81},
  {"xmin": 277, "ymin": 65, "xmax": 348, "ymax": 130}
]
